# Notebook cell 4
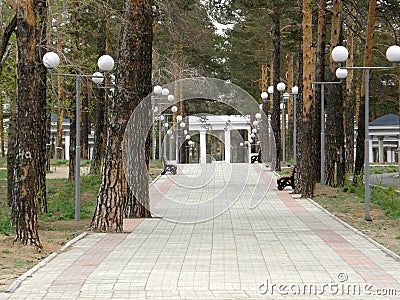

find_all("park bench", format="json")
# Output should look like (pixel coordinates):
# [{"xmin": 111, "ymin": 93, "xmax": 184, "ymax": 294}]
[
  {"xmin": 277, "ymin": 165, "xmax": 296, "ymax": 190},
  {"xmin": 251, "ymin": 149, "xmax": 262, "ymax": 164},
  {"xmin": 251, "ymin": 154, "xmax": 259, "ymax": 163},
  {"xmin": 161, "ymin": 156, "xmax": 177, "ymax": 175}
]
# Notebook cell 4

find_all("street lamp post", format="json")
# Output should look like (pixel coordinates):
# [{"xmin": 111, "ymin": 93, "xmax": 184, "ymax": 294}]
[
  {"xmin": 260, "ymin": 92, "xmax": 270, "ymax": 162},
  {"xmin": 331, "ymin": 44, "xmax": 400, "ymax": 221},
  {"xmin": 291, "ymin": 86, "xmax": 299, "ymax": 166},
  {"xmin": 277, "ymin": 82, "xmax": 286, "ymax": 163},
  {"xmin": 312, "ymin": 71, "xmax": 346, "ymax": 186},
  {"xmin": 282, "ymin": 92, "xmax": 290, "ymax": 164},
  {"xmin": 43, "ymin": 51, "xmax": 114, "ymax": 221},
  {"xmin": 268, "ymin": 84, "xmax": 299, "ymax": 165},
  {"xmin": 152, "ymin": 86, "xmax": 174, "ymax": 161}
]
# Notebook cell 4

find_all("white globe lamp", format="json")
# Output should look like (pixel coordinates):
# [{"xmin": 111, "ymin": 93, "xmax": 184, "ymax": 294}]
[
  {"xmin": 98, "ymin": 55, "xmax": 114, "ymax": 71},
  {"xmin": 43, "ymin": 52, "xmax": 60, "ymax": 69}
]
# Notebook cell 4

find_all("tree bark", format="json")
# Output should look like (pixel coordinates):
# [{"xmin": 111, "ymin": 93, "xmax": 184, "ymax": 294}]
[
  {"xmin": 68, "ymin": 0, "xmax": 79, "ymax": 182},
  {"xmin": 326, "ymin": 0, "xmax": 345, "ymax": 187},
  {"xmin": 354, "ymin": 0, "xmax": 377, "ymax": 181},
  {"xmin": 345, "ymin": 11, "xmax": 355, "ymax": 174},
  {"xmin": 35, "ymin": 0, "xmax": 48, "ymax": 213},
  {"xmin": 271, "ymin": 10, "xmax": 281, "ymax": 171},
  {"xmin": 90, "ymin": 13, "xmax": 109, "ymax": 175},
  {"xmin": 91, "ymin": 0, "xmax": 153, "ymax": 232},
  {"xmin": 313, "ymin": 0, "xmax": 326, "ymax": 183},
  {"xmin": 287, "ymin": 53, "xmax": 294, "ymax": 162},
  {"xmin": 298, "ymin": 0, "xmax": 315, "ymax": 197},
  {"xmin": 81, "ymin": 81, "xmax": 89, "ymax": 159},
  {"xmin": 12, "ymin": 0, "xmax": 42, "ymax": 250}
]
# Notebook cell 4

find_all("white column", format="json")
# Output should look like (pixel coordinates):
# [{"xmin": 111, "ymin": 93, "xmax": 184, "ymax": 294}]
[
  {"xmin": 387, "ymin": 148, "xmax": 393, "ymax": 163},
  {"xmin": 378, "ymin": 137, "xmax": 384, "ymax": 163},
  {"xmin": 200, "ymin": 130, "xmax": 207, "ymax": 164},
  {"xmin": 224, "ymin": 129, "xmax": 231, "ymax": 163},
  {"xmin": 65, "ymin": 131, "xmax": 70, "ymax": 160},
  {"xmin": 369, "ymin": 139, "xmax": 374, "ymax": 163},
  {"xmin": 247, "ymin": 130, "xmax": 251, "ymax": 163}
]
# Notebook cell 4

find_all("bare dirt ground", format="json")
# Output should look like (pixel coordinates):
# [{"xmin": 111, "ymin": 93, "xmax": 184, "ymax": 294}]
[{"xmin": 0, "ymin": 219, "xmax": 91, "ymax": 291}]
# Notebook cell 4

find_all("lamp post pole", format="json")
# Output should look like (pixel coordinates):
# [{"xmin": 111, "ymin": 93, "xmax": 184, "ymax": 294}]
[
  {"xmin": 331, "ymin": 45, "xmax": 400, "ymax": 221},
  {"xmin": 281, "ymin": 101, "xmax": 286, "ymax": 163},
  {"xmin": 75, "ymin": 76, "xmax": 81, "ymax": 220},
  {"xmin": 277, "ymin": 83, "xmax": 286, "ymax": 163},
  {"xmin": 291, "ymin": 86, "xmax": 299, "ymax": 166},
  {"xmin": 151, "ymin": 97, "xmax": 156, "ymax": 161},
  {"xmin": 43, "ymin": 52, "xmax": 114, "ymax": 221},
  {"xmin": 260, "ymin": 92, "xmax": 270, "ymax": 162}
]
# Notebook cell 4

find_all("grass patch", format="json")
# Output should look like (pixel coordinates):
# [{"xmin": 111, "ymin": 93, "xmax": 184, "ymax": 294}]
[
  {"xmin": 50, "ymin": 159, "xmax": 91, "ymax": 167},
  {"xmin": 14, "ymin": 259, "xmax": 26, "ymax": 268},
  {"xmin": 50, "ymin": 159, "xmax": 68, "ymax": 167},
  {"xmin": 370, "ymin": 165, "xmax": 399, "ymax": 174},
  {"xmin": 342, "ymin": 176, "xmax": 400, "ymax": 219},
  {"xmin": 0, "ymin": 169, "xmax": 7, "ymax": 179},
  {"xmin": 43, "ymin": 175, "xmax": 100, "ymax": 221},
  {"xmin": 1, "ymin": 175, "xmax": 101, "ymax": 234},
  {"xmin": 371, "ymin": 184, "xmax": 400, "ymax": 219},
  {"xmin": 0, "ymin": 157, "xmax": 7, "ymax": 167}
]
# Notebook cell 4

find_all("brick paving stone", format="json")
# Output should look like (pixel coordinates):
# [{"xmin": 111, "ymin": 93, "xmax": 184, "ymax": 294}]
[{"xmin": 3, "ymin": 163, "xmax": 400, "ymax": 299}]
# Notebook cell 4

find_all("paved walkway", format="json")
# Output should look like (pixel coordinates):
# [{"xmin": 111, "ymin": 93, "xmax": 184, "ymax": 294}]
[
  {"xmin": 2, "ymin": 164, "xmax": 400, "ymax": 299},
  {"xmin": 370, "ymin": 173, "xmax": 400, "ymax": 192}
]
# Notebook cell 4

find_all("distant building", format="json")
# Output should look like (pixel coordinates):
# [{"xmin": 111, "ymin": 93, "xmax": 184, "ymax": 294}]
[
  {"xmin": 368, "ymin": 114, "xmax": 400, "ymax": 163},
  {"xmin": 49, "ymin": 114, "xmax": 95, "ymax": 160}
]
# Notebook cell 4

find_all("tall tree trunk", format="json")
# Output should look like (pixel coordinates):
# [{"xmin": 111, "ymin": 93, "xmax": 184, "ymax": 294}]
[
  {"xmin": 81, "ymin": 82, "xmax": 89, "ymax": 159},
  {"xmin": 271, "ymin": 11, "xmax": 281, "ymax": 171},
  {"xmin": 287, "ymin": 53, "xmax": 294, "ymax": 162},
  {"xmin": 90, "ymin": 13, "xmax": 109, "ymax": 174},
  {"xmin": 313, "ymin": 0, "xmax": 326, "ymax": 183},
  {"xmin": 68, "ymin": 0, "xmax": 79, "ymax": 181},
  {"xmin": 298, "ymin": 0, "xmax": 315, "ymax": 197},
  {"xmin": 68, "ymin": 90, "xmax": 76, "ymax": 181},
  {"xmin": 12, "ymin": 0, "xmax": 41, "ymax": 250},
  {"xmin": 35, "ymin": 0, "xmax": 48, "ymax": 213},
  {"xmin": 55, "ymin": 19, "xmax": 64, "ymax": 160},
  {"xmin": 91, "ymin": 0, "xmax": 153, "ymax": 232},
  {"xmin": 345, "ymin": 11, "xmax": 355, "ymax": 174},
  {"xmin": 326, "ymin": 0, "xmax": 345, "ymax": 187},
  {"xmin": 354, "ymin": 0, "xmax": 377, "ymax": 181}
]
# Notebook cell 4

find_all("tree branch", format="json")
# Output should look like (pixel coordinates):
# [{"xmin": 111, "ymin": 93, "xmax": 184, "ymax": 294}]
[{"xmin": 0, "ymin": 14, "xmax": 17, "ymax": 69}]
